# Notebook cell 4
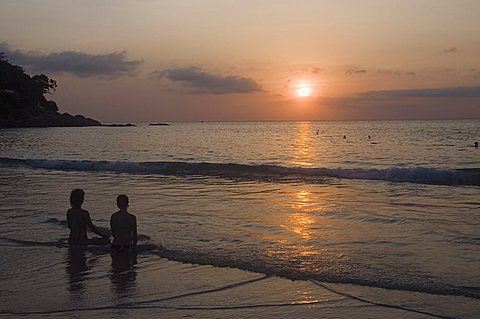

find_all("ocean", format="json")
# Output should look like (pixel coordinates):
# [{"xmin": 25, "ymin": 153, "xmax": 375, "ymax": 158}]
[{"xmin": 0, "ymin": 120, "xmax": 479, "ymax": 318}]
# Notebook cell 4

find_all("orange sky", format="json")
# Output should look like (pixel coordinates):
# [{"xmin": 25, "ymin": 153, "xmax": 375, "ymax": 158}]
[{"xmin": 1, "ymin": 0, "xmax": 479, "ymax": 121}]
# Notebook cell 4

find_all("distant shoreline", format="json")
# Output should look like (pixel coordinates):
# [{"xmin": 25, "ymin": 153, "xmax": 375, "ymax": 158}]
[
  {"xmin": 2, "ymin": 118, "xmax": 479, "ymax": 128},
  {"xmin": 0, "ymin": 120, "xmax": 175, "ymax": 128}
]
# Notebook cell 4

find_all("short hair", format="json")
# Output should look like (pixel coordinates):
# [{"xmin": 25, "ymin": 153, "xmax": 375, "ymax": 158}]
[
  {"xmin": 70, "ymin": 189, "xmax": 85, "ymax": 208},
  {"xmin": 117, "ymin": 194, "xmax": 129, "ymax": 208}
]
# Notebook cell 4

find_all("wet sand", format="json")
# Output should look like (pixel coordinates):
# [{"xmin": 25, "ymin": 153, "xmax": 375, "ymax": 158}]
[{"xmin": 1, "ymin": 245, "xmax": 478, "ymax": 319}]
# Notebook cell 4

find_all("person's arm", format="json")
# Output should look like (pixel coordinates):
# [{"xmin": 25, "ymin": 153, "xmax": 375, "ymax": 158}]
[
  {"xmin": 66, "ymin": 210, "xmax": 72, "ymax": 230},
  {"xmin": 86, "ymin": 211, "xmax": 108, "ymax": 238},
  {"xmin": 132, "ymin": 215, "xmax": 138, "ymax": 246},
  {"xmin": 110, "ymin": 215, "xmax": 116, "ymax": 239}
]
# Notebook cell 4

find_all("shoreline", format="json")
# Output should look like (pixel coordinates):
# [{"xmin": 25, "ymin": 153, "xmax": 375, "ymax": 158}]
[{"xmin": 1, "ymin": 245, "xmax": 476, "ymax": 319}]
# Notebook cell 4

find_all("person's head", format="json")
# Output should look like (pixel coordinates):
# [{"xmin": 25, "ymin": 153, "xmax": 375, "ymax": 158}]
[
  {"xmin": 117, "ymin": 194, "xmax": 129, "ymax": 210},
  {"xmin": 70, "ymin": 189, "xmax": 85, "ymax": 209}
]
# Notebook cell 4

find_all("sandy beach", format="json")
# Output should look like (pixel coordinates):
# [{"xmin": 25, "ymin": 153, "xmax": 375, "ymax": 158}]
[{"xmin": 1, "ymin": 243, "xmax": 478, "ymax": 319}]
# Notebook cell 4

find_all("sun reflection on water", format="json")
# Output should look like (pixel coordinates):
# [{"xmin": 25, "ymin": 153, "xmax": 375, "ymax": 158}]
[
  {"xmin": 280, "ymin": 190, "xmax": 318, "ymax": 240},
  {"xmin": 282, "ymin": 213, "xmax": 314, "ymax": 239},
  {"xmin": 292, "ymin": 122, "xmax": 315, "ymax": 167},
  {"xmin": 270, "ymin": 188, "xmax": 320, "ymax": 264},
  {"xmin": 263, "ymin": 124, "xmax": 339, "ymax": 269}
]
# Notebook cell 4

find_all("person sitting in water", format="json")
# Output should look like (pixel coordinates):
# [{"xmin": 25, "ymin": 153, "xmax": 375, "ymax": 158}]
[
  {"xmin": 110, "ymin": 195, "xmax": 137, "ymax": 252},
  {"xmin": 67, "ymin": 189, "xmax": 110, "ymax": 246}
]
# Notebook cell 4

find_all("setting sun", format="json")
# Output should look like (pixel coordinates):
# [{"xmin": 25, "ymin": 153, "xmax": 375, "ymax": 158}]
[{"xmin": 296, "ymin": 85, "xmax": 312, "ymax": 97}]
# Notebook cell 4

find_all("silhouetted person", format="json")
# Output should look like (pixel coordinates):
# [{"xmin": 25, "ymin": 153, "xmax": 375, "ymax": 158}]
[
  {"xmin": 368, "ymin": 135, "xmax": 371, "ymax": 139},
  {"xmin": 343, "ymin": 135, "xmax": 346, "ymax": 139},
  {"xmin": 67, "ymin": 189, "xmax": 110, "ymax": 246},
  {"xmin": 316, "ymin": 130, "xmax": 319, "ymax": 135},
  {"xmin": 110, "ymin": 195, "xmax": 137, "ymax": 252},
  {"xmin": 475, "ymin": 142, "xmax": 478, "ymax": 148}
]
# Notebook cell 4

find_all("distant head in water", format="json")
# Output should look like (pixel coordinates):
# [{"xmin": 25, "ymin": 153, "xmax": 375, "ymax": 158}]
[
  {"xmin": 117, "ymin": 194, "xmax": 129, "ymax": 210},
  {"xmin": 70, "ymin": 189, "xmax": 85, "ymax": 209},
  {"xmin": 475, "ymin": 142, "xmax": 479, "ymax": 148}
]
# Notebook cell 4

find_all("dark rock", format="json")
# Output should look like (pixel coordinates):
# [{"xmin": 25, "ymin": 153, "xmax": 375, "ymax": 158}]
[
  {"xmin": 0, "ymin": 113, "xmax": 101, "ymax": 128},
  {"xmin": 149, "ymin": 123, "xmax": 169, "ymax": 126},
  {"xmin": 102, "ymin": 123, "xmax": 136, "ymax": 127},
  {"xmin": 40, "ymin": 100, "xmax": 59, "ymax": 114}
]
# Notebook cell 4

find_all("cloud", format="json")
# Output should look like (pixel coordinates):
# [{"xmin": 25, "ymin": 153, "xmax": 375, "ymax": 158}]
[
  {"xmin": 345, "ymin": 68, "xmax": 367, "ymax": 75},
  {"xmin": 311, "ymin": 67, "xmax": 323, "ymax": 74},
  {"xmin": 377, "ymin": 69, "xmax": 416, "ymax": 76},
  {"xmin": 0, "ymin": 42, "xmax": 143, "ymax": 78},
  {"xmin": 322, "ymin": 86, "xmax": 480, "ymax": 119},
  {"xmin": 444, "ymin": 47, "xmax": 457, "ymax": 53},
  {"xmin": 324, "ymin": 86, "xmax": 480, "ymax": 108},
  {"xmin": 359, "ymin": 86, "xmax": 480, "ymax": 98},
  {"xmin": 151, "ymin": 66, "xmax": 262, "ymax": 94}
]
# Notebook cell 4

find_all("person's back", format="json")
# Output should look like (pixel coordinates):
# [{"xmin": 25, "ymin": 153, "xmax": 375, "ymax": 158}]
[
  {"xmin": 111, "ymin": 211, "xmax": 137, "ymax": 245},
  {"xmin": 110, "ymin": 195, "xmax": 137, "ymax": 251},
  {"xmin": 67, "ymin": 207, "xmax": 90, "ymax": 244},
  {"xmin": 67, "ymin": 189, "xmax": 109, "ymax": 246}
]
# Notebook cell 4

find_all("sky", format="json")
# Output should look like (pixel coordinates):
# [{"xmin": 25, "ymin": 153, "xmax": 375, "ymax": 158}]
[{"xmin": 1, "ymin": 0, "xmax": 479, "ymax": 121}]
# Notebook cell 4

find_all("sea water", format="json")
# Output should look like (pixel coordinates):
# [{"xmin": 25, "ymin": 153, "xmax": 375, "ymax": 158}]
[{"xmin": 0, "ymin": 120, "xmax": 479, "ymax": 318}]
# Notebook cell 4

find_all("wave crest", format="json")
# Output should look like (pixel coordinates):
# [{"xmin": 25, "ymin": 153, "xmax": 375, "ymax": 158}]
[{"xmin": 0, "ymin": 157, "xmax": 479, "ymax": 186}]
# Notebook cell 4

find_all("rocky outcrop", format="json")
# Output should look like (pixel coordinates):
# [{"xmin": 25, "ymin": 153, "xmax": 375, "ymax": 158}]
[
  {"xmin": 102, "ymin": 123, "xmax": 136, "ymax": 127},
  {"xmin": 0, "ymin": 54, "xmax": 102, "ymax": 128},
  {"xmin": 0, "ymin": 113, "xmax": 101, "ymax": 128}
]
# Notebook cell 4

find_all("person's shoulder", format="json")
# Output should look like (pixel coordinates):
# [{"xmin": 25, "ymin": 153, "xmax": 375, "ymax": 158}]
[
  {"xmin": 76, "ymin": 209, "xmax": 90, "ymax": 220},
  {"xmin": 67, "ymin": 207, "xmax": 88, "ymax": 214},
  {"xmin": 111, "ymin": 211, "xmax": 121, "ymax": 219}
]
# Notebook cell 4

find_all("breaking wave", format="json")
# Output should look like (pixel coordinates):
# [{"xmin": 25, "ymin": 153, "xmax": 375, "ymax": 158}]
[{"xmin": 1, "ymin": 157, "xmax": 479, "ymax": 186}]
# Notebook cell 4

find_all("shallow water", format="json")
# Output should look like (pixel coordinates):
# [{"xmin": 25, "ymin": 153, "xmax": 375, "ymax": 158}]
[{"xmin": 0, "ymin": 120, "xmax": 479, "ymax": 317}]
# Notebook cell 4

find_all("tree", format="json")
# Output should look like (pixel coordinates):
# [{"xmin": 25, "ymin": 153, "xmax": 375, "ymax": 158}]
[
  {"xmin": 32, "ymin": 74, "xmax": 57, "ymax": 95},
  {"xmin": 0, "ymin": 55, "xmax": 58, "ymax": 119}
]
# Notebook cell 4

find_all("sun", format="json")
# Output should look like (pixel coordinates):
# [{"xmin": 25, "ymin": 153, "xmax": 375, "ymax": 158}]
[{"xmin": 296, "ymin": 85, "xmax": 312, "ymax": 97}]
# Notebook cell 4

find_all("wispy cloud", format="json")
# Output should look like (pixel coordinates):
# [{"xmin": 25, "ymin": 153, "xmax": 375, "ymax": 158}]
[
  {"xmin": 151, "ymin": 66, "xmax": 262, "ymax": 94},
  {"xmin": 345, "ymin": 68, "xmax": 367, "ymax": 75},
  {"xmin": 444, "ymin": 47, "xmax": 457, "ymax": 53},
  {"xmin": 0, "ymin": 42, "xmax": 143, "ymax": 78},
  {"xmin": 322, "ymin": 86, "xmax": 480, "ymax": 119},
  {"xmin": 377, "ymin": 69, "xmax": 416, "ymax": 76},
  {"xmin": 359, "ymin": 86, "xmax": 480, "ymax": 98},
  {"xmin": 325, "ymin": 86, "xmax": 480, "ymax": 109}
]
